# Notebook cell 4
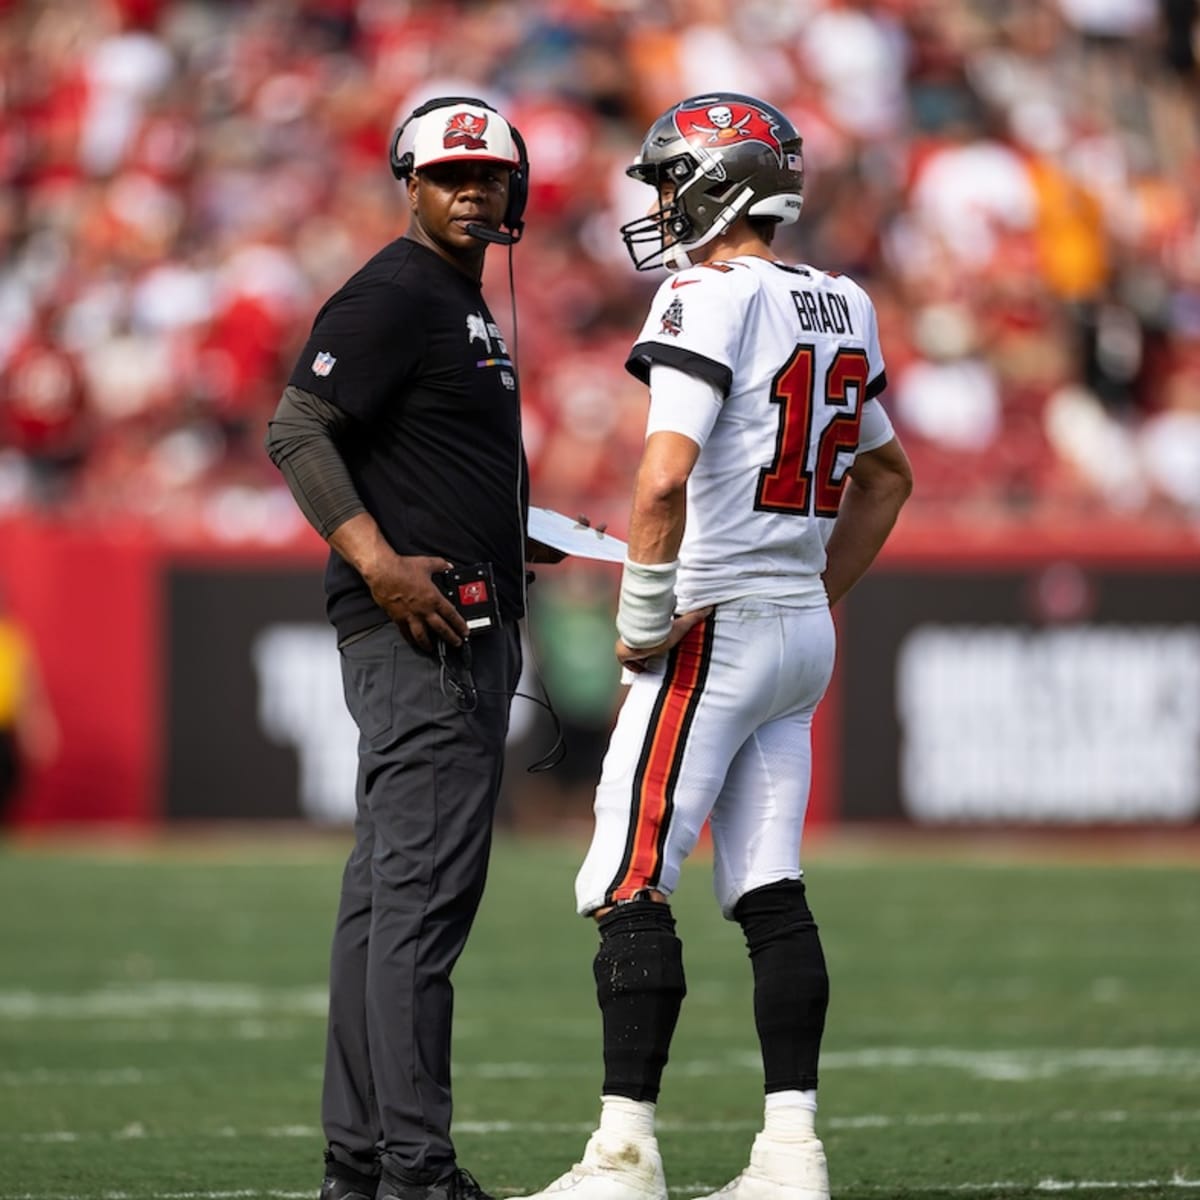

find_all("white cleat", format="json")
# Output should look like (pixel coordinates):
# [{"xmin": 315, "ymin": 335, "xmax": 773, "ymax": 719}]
[
  {"xmin": 510, "ymin": 1131, "xmax": 667, "ymax": 1200},
  {"xmin": 693, "ymin": 1132, "xmax": 830, "ymax": 1200}
]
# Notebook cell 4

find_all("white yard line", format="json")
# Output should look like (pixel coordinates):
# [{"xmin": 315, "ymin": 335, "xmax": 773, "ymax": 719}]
[
  {"xmin": 7, "ymin": 1045, "xmax": 1191, "ymax": 1071},
  {"xmin": 818, "ymin": 1046, "xmax": 1200, "ymax": 1080},
  {"xmin": 457, "ymin": 1047, "xmax": 1200, "ymax": 1080},
  {"xmin": 947, "ymin": 1180, "xmax": 1200, "ymax": 1194},
  {"xmin": 4, "ymin": 1109, "xmax": 1199, "ymax": 1142},
  {"xmin": 3, "ymin": 985, "xmax": 1197, "ymax": 1086},
  {"xmin": 0, "ymin": 1193, "xmax": 314, "ymax": 1200},
  {"xmin": 12, "ymin": 1046, "xmax": 1194, "ymax": 1082},
  {"xmin": 0, "ymin": 984, "xmax": 328, "ymax": 1020},
  {"xmin": 1, "ymin": 1179, "xmax": 1199, "ymax": 1199},
  {"xmin": 0, "ymin": 1069, "xmax": 158, "ymax": 1087}
]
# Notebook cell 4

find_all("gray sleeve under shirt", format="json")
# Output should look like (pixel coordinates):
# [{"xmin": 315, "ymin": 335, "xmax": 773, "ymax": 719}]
[{"xmin": 264, "ymin": 385, "xmax": 366, "ymax": 539}]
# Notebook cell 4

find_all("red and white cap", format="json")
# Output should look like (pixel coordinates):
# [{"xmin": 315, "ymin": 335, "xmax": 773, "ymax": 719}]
[{"xmin": 410, "ymin": 102, "xmax": 520, "ymax": 171}]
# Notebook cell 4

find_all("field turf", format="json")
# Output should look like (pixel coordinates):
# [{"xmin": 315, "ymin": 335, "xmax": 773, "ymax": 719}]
[{"xmin": 1, "ymin": 831, "xmax": 1197, "ymax": 1199}]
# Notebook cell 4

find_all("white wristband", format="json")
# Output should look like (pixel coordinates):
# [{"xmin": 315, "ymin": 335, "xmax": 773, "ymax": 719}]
[{"xmin": 616, "ymin": 558, "xmax": 678, "ymax": 650}]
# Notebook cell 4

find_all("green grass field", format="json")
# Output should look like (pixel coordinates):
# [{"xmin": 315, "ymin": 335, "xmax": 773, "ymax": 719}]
[{"xmin": 1, "ymin": 831, "xmax": 1197, "ymax": 1199}]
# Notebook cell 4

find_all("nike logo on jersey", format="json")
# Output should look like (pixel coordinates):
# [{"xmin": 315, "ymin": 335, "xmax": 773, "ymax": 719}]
[{"xmin": 670, "ymin": 277, "xmax": 702, "ymax": 288}]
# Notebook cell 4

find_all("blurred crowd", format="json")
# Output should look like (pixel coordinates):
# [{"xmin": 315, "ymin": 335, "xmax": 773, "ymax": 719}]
[{"xmin": 1, "ymin": 0, "xmax": 1199, "ymax": 545}]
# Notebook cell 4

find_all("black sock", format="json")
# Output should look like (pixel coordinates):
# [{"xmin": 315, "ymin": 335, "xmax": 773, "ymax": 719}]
[
  {"xmin": 593, "ymin": 899, "xmax": 687, "ymax": 1102},
  {"xmin": 735, "ymin": 879, "xmax": 829, "ymax": 1092}
]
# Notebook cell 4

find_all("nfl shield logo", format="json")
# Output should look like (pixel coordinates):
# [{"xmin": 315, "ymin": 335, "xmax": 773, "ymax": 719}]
[{"xmin": 311, "ymin": 351, "xmax": 336, "ymax": 377}]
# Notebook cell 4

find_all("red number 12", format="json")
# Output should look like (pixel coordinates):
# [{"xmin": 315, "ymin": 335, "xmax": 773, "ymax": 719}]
[{"xmin": 755, "ymin": 345, "xmax": 870, "ymax": 518}]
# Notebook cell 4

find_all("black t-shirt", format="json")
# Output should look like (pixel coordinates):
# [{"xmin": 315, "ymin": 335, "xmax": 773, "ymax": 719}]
[{"xmin": 287, "ymin": 237, "xmax": 528, "ymax": 640}]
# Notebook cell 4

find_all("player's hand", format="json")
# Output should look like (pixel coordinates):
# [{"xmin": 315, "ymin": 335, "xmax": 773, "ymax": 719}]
[
  {"xmin": 362, "ymin": 552, "xmax": 470, "ymax": 652},
  {"xmin": 525, "ymin": 514, "xmax": 609, "ymax": 564},
  {"xmin": 616, "ymin": 607, "xmax": 712, "ymax": 673}
]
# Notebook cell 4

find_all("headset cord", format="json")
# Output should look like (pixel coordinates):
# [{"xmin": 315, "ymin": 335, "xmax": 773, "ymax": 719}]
[
  {"xmin": 501, "ymin": 239, "xmax": 568, "ymax": 774},
  {"xmin": 437, "ymin": 638, "xmax": 566, "ymax": 771}
]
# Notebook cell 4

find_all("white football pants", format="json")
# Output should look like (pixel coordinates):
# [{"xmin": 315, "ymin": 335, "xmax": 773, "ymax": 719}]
[{"xmin": 575, "ymin": 599, "xmax": 836, "ymax": 918}]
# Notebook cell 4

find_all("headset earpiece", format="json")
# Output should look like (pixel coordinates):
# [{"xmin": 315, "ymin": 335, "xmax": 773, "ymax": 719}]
[
  {"xmin": 504, "ymin": 124, "xmax": 529, "ymax": 239},
  {"xmin": 389, "ymin": 127, "xmax": 414, "ymax": 181}
]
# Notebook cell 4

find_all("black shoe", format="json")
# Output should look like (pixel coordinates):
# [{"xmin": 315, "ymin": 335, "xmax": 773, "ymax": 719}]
[
  {"xmin": 320, "ymin": 1182, "xmax": 375, "ymax": 1200},
  {"xmin": 377, "ymin": 1167, "xmax": 495, "ymax": 1200},
  {"xmin": 449, "ymin": 1169, "xmax": 494, "ymax": 1200},
  {"xmin": 320, "ymin": 1177, "xmax": 377, "ymax": 1200},
  {"xmin": 320, "ymin": 1153, "xmax": 380, "ymax": 1200}
]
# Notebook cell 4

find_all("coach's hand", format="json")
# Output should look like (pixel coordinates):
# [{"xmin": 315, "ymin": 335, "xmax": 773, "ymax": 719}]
[
  {"xmin": 616, "ymin": 607, "xmax": 711, "ymax": 674},
  {"xmin": 364, "ymin": 551, "xmax": 470, "ymax": 652},
  {"xmin": 328, "ymin": 513, "xmax": 470, "ymax": 652}
]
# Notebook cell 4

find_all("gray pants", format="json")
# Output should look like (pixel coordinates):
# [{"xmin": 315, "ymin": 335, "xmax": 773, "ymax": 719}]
[{"xmin": 323, "ymin": 622, "xmax": 522, "ymax": 1185}]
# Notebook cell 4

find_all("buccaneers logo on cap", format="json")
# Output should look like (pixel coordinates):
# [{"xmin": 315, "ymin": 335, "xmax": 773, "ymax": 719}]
[
  {"xmin": 673, "ymin": 101, "xmax": 784, "ymax": 163},
  {"xmin": 443, "ymin": 110, "xmax": 489, "ymax": 151}
]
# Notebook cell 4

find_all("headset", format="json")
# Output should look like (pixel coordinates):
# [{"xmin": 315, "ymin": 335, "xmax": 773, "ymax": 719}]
[{"xmin": 389, "ymin": 95, "xmax": 529, "ymax": 245}]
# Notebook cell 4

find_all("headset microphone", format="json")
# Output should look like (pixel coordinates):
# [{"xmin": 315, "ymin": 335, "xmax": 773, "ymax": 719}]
[{"xmin": 466, "ymin": 223, "xmax": 520, "ymax": 245}]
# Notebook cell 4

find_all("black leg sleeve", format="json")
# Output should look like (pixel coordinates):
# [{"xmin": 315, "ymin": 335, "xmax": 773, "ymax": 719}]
[
  {"xmin": 593, "ymin": 899, "xmax": 687, "ymax": 1103},
  {"xmin": 734, "ymin": 879, "xmax": 829, "ymax": 1093}
]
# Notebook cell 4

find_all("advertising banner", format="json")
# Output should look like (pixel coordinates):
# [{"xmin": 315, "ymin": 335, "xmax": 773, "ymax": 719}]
[
  {"xmin": 838, "ymin": 557, "xmax": 1200, "ymax": 825},
  {"xmin": 5, "ymin": 519, "xmax": 1197, "ymax": 828},
  {"xmin": 165, "ymin": 563, "xmax": 356, "ymax": 822}
]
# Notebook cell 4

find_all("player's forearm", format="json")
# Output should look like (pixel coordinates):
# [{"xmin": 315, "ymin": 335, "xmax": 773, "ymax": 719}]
[
  {"xmin": 616, "ymin": 483, "xmax": 686, "ymax": 650},
  {"xmin": 625, "ymin": 433, "xmax": 695, "ymax": 564},
  {"xmin": 822, "ymin": 473, "xmax": 910, "ymax": 607},
  {"xmin": 627, "ymin": 485, "xmax": 686, "ymax": 564},
  {"xmin": 616, "ymin": 432, "xmax": 696, "ymax": 650}
]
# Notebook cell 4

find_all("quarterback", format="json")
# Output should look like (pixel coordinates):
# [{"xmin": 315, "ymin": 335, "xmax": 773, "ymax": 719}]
[{"xmin": 515, "ymin": 94, "xmax": 912, "ymax": 1200}]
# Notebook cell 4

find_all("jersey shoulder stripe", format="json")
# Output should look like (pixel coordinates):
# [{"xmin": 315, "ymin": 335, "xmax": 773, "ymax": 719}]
[{"xmin": 625, "ymin": 341, "xmax": 733, "ymax": 393}]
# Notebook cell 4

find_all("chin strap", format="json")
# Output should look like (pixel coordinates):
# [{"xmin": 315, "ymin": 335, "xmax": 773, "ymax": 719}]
[
  {"xmin": 662, "ymin": 243, "xmax": 693, "ymax": 272},
  {"xmin": 661, "ymin": 190, "xmax": 752, "ymax": 272}
]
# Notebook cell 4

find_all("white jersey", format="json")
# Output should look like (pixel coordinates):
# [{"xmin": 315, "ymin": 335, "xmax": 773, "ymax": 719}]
[{"xmin": 626, "ymin": 255, "xmax": 894, "ymax": 610}]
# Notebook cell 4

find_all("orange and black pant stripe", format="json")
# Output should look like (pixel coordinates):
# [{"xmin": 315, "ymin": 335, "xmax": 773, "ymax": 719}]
[{"xmin": 605, "ymin": 613, "xmax": 716, "ymax": 906}]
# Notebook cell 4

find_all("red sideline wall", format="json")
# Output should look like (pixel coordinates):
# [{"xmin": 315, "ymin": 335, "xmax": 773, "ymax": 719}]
[
  {"xmin": 0, "ymin": 520, "xmax": 161, "ymax": 824},
  {"xmin": 2, "ymin": 515, "xmax": 1198, "ymax": 828},
  {"xmin": 0, "ymin": 517, "xmax": 324, "ymax": 827}
]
